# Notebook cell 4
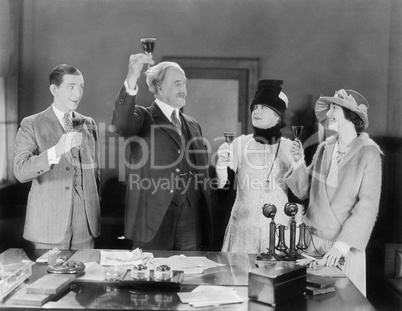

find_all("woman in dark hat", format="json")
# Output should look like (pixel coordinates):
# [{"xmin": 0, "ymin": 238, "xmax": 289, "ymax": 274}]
[
  {"xmin": 216, "ymin": 80, "xmax": 302, "ymax": 253},
  {"xmin": 286, "ymin": 89, "xmax": 383, "ymax": 296}
]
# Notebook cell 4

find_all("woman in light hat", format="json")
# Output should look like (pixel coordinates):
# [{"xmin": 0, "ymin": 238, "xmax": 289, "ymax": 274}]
[
  {"xmin": 286, "ymin": 89, "xmax": 383, "ymax": 296},
  {"xmin": 215, "ymin": 80, "xmax": 302, "ymax": 253}
]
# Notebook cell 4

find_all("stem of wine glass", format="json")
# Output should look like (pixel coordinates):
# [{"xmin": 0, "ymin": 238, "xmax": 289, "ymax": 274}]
[
  {"xmin": 292, "ymin": 126, "xmax": 303, "ymax": 141},
  {"xmin": 146, "ymin": 53, "xmax": 152, "ymax": 72}
]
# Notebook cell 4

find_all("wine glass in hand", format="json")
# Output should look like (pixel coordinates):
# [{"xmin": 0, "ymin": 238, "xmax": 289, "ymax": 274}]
[
  {"xmin": 222, "ymin": 132, "xmax": 235, "ymax": 166},
  {"xmin": 72, "ymin": 118, "xmax": 84, "ymax": 150},
  {"xmin": 291, "ymin": 126, "xmax": 304, "ymax": 141},
  {"xmin": 223, "ymin": 132, "xmax": 235, "ymax": 144},
  {"xmin": 140, "ymin": 38, "xmax": 156, "ymax": 73},
  {"xmin": 291, "ymin": 126, "xmax": 304, "ymax": 161}
]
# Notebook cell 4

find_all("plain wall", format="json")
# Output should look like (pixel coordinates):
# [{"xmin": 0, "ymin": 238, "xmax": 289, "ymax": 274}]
[{"xmin": 19, "ymin": 0, "xmax": 399, "ymax": 138}]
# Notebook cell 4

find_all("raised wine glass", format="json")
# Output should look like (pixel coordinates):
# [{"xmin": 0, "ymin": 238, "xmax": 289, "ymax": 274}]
[
  {"xmin": 291, "ymin": 126, "xmax": 303, "ymax": 157},
  {"xmin": 223, "ymin": 132, "xmax": 235, "ymax": 144},
  {"xmin": 72, "ymin": 118, "xmax": 84, "ymax": 150},
  {"xmin": 140, "ymin": 38, "xmax": 156, "ymax": 73},
  {"xmin": 291, "ymin": 126, "xmax": 304, "ymax": 141}
]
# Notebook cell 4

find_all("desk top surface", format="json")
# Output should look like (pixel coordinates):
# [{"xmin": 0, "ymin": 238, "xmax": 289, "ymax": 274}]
[{"xmin": 0, "ymin": 249, "xmax": 375, "ymax": 311}]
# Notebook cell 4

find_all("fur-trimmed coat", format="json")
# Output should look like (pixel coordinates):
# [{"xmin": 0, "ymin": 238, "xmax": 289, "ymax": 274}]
[{"xmin": 285, "ymin": 133, "xmax": 383, "ymax": 252}]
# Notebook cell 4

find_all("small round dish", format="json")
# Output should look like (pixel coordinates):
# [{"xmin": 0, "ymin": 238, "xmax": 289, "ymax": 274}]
[
  {"xmin": 47, "ymin": 261, "xmax": 85, "ymax": 275},
  {"xmin": 154, "ymin": 264, "xmax": 173, "ymax": 281},
  {"xmin": 131, "ymin": 264, "xmax": 150, "ymax": 280}
]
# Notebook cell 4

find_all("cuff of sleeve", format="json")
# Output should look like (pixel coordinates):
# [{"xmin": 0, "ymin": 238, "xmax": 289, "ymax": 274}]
[
  {"xmin": 334, "ymin": 241, "xmax": 350, "ymax": 256},
  {"xmin": 124, "ymin": 80, "xmax": 138, "ymax": 96},
  {"xmin": 216, "ymin": 168, "xmax": 228, "ymax": 189},
  {"xmin": 48, "ymin": 147, "xmax": 61, "ymax": 166},
  {"xmin": 293, "ymin": 155, "xmax": 305, "ymax": 169},
  {"xmin": 284, "ymin": 156, "xmax": 305, "ymax": 179}
]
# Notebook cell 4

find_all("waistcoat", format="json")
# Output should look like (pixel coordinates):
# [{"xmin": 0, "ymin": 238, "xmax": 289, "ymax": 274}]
[{"xmin": 171, "ymin": 118, "xmax": 200, "ymax": 206}]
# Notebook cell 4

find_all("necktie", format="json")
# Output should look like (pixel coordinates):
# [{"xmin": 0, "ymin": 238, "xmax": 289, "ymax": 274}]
[
  {"xmin": 171, "ymin": 110, "xmax": 182, "ymax": 135},
  {"xmin": 63, "ymin": 113, "xmax": 73, "ymax": 132}
]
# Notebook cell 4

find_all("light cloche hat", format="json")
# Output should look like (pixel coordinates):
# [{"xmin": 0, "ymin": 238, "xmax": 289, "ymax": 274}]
[{"xmin": 315, "ymin": 89, "xmax": 369, "ymax": 128}]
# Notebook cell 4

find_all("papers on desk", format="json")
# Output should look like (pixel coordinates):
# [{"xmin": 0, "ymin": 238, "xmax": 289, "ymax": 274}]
[
  {"xmin": 75, "ymin": 253, "xmax": 225, "ymax": 282},
  {"xmin": 100, "ymin": 248, "xmax": 153, "ymax": 266},
  {"xmin": 177, "ymin": 285, "xmax": 243, "ymax": 308},
  {"xmin": 36, "ymin": 250, "xmax": 73, "ymax": 264},
  {"xmin": 297, "ymin": 254, "xmax": 346, "ymax": 277},
  {"xmin": 148, "ymin": 255, "xmax": 226, "ymax": 274},
  {"xmin": 307, "ymin": 265, "xmax": 346, "ymax": 277},
  {"xmin": 76, "ymin": 262, "xmax": 106, "ymax": 282}
]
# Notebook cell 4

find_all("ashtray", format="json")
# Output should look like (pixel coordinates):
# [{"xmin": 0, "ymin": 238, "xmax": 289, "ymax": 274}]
[{"xmin": 47, "ymin": 261, "xmax": 85, "ymax": 275}]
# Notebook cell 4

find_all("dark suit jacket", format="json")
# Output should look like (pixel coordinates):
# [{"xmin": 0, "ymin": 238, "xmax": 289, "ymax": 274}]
[
  {"xmin": 112, "ymin": 86, "xmax": 213, "ymax": 245},
  {"xmin": 14, "ymin": 106, "xmax": 101, "ymax": 244}
]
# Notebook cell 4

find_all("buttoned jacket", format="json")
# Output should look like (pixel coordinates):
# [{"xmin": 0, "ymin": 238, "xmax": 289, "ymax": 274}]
[
  {"xmin": 112, "ymin": 85, "xmax": 213, "ymax": 244},
  {"xmin": 14, "ymin": 106, "xmax": 101, "ymax": 243}
]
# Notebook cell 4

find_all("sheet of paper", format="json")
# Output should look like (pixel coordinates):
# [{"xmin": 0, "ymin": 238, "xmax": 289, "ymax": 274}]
[
  {"xmin": 149, "ymin": 255, "xmax": 226, "ymax": 274},
  {"xmin": 177, "ymin": 285, "xmax": 243, "ymax": 307},
  {"xmin": 36, "ymin": 250, "xmax": 73, "ymax": 264},
  {"xmin": 75, "ymin": 262, "xmax": 106, "ymax": 282},
  {"xmin": 100, "ymin": 249, "xmax": 153, "ymax": 266},
  {"xmin": 68, "ymin": 250, "xmax": 100, "ymax": 263},
  {"xmin": 307, "ymin": 265, "xmax": 346, "ymax": 277}
]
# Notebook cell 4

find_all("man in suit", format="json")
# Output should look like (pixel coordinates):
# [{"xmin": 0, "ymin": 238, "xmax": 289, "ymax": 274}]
[
  {"xmin": 111, "ymin": 53, "xmax": 212, "ymax": 251},
  {"xmin": 14, "ymin": 64, "xmax": 100, "ymax": 250}
]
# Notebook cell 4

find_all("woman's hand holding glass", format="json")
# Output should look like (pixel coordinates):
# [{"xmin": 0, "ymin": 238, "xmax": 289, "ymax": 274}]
[
  {"xmin": 290, "ymin": 140, "xmax": 304, "ymax": 162},
  {"xmin": 216, "ymin": 142, "xmax": 234, "ymax": 189},
  {"xmin": 290, "ymin": 125, "xmax": 304, "ymax": 162},
  {"xmin": 216, "ymin": 142, "xmax": 232, "ymax": 170}
]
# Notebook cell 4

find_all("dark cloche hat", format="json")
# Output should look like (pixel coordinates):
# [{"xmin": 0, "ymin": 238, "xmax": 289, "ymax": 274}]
[{"xmin": 250, "ymin": 80, "xmax": 288, "ymax": 121}]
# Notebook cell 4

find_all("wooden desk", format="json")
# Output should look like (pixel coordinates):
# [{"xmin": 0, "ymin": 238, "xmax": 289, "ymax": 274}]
[{"xmin": 0, "ymin": 249, "xmax": 375, "ymax": 310}]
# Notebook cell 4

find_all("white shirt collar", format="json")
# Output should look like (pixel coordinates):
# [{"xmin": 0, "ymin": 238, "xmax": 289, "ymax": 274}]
[
  {"xmin": 52, "ymin": 104, "xmax": 73, "ymax": 127},
  {"xmin": 155, "ymin": 98, "xmax": 180, "ymax": 122}
]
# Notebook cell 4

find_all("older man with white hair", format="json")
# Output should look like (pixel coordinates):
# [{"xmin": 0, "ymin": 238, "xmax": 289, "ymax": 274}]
[{"xmin": 111, "ymin": 53, "xmax": 213, "ymax": 251}]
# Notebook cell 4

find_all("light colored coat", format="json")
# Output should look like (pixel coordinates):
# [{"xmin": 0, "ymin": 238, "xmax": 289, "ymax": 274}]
[
  {"xmin": 285, "ymin": 133, "xmax": 382, "ymax": 251},
  {"xmin": 14, "ymin": 106, "xmax": 100, "ymax": 244}
]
